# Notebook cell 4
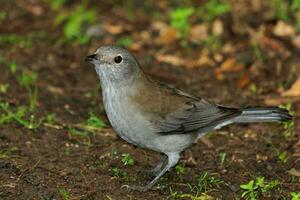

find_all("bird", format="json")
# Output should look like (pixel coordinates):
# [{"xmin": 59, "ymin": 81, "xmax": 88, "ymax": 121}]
[{"xmin": 85, "ymin": 45, "xmax": 292, "ymax": 191}]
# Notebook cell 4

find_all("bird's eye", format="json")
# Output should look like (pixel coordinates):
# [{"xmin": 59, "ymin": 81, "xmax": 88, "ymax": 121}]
[{"xmin": 114, "ymin": 56, "xmax": 123, "ymax": 64}]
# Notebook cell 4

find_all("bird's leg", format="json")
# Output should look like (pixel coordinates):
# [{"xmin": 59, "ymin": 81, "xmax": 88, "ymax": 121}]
[
  {"xmin": 140, "ymin": 154, "xmax": 168, "ymax": 176},
  {"xmin": 123, "ymin": 152, "xmax": 180, "ymax": 191}
]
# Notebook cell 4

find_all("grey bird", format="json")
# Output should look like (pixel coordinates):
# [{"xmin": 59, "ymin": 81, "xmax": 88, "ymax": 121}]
[{"xmin": 85, "ymin": 45, "xmax": 292, "ymax": 191}]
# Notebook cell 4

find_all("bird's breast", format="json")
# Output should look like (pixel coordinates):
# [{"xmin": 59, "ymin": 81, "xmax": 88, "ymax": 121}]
[{"xmin": 102, "ymin": 86, "xmax": 158, "ymax": 149}]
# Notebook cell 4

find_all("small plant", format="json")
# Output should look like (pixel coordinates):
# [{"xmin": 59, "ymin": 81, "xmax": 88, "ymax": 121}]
[
  {"xmin": 121, "ymin": 153, "xmax": 134, "ymax": 166},
  {"xmin": 111, "ymin": 167, "xmax": 126, "ymax": 178},
  {"xmin": 197, "ymin": 0, "xmax": 231, "ymax": 23},
  {"xmin": 291, "ymin": 192, "xmax": 300, "ymax": 200},
  {"xmin": 116, "ymin": 36, "xmax": 134, "ymax": 48},
  {"xmin": 175, "ymin": 164, "xmax": 186, "ymax": 175},
  {"xmin": 9, "ymin": 60, "xmax": 17, "ymax": 73},
  {"xmin": 0, "ymin": 150, "xmax": 7, "ymax": 159},
  {"xmin": 17, "ymin": 70, "xmax": 38, "ymax": 112},
  {"xmin": 278, "ymin": 151, "xmax": 288, "ymax": 163},
  {"xmin": 240, "ymin": 177, "xmax": 280, "ymax": 200},
  {"xmin": 249, "ymin": 83, "xmax": 257, "ymax": 95},
  {"xmin": 280, "ymin": 103, "xmax": 294, "ymax": 138},
  {"xmin": 46, "ymin": 113, "xmax": 56, "ymax": 124},
  {"xmin": 0, "ymin": 83, "xmax": 9, "ymax": 94},
  {"xmin": 58, "ymin": 188, "xmax": 70, "ymax": 200},
  {"xmin": 86, "ymin": 112, "xmax": 106, "ymax": 128},
  {"xmin": 55, "ymin": 5, "xmax": 96, "ymax": 44},
  {"xmin": 170, "ymin": 7, "xmax": 194, "ymax": 39},
  {"xmin": 45, "ymin": 0, "xmax": 69, "ymax": 10}
]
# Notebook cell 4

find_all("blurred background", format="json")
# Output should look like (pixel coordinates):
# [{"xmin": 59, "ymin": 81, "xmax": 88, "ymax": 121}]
[{"xmin": 0, "ymin": 0, "xmax": 299, "ymax": 199}]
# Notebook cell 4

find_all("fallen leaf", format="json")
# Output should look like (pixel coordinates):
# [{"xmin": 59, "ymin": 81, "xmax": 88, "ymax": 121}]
[
  {"xmin": 288, "ymin": 168, "xmax": 300, "ymax": 177},
  {"xmin": 215, "ymin": 58, "xmax": 244, "ymax": 73},
  {"xmin": 212, "ymin": 19, "xmax": 224, "ymax": 36},
  {"xmin": 157, "ymin": 27, "xmax": 179, "ymax": 44},
  {"xmin": 200, "ymin": 137, "xmax": 214, "ymax": 148},
  {"xmin": 238, "ymin": 74, "xmax": 251, "ymax": 89},
  {"xmin": 258, "ymin": 36, "xmax": 290, "ymax": 57},
  {"xmin": 292, "ymin": 35, "xmax": 300, "ymax": 49},
  {"xmin": 197, "ymin": 51, "xmax": 215, "ymax": 67},
  {"xmin": 189, "ymin": 24, "xmax": 208, "ymax": 43},
  {"xmin": 104, "ymin": 23, "xmax": 124, "ymax": 34},
  {"xmin": 155, "ymin": 53, "xmax": 210, "ymax": 69},
  {"xmin": 47, "ymin": 85, "xmax": 63, "ymax": 95},
  {"xmin": 281, "ymin": 78, "xmax": 300, "ymax": 97},
  {"xmin": 264, "ymin": 96, "xmax": 300, "ymax": 106},
  {"xmin": 273, "ymin": 21, "xmax": 296, "ymax": 37}
]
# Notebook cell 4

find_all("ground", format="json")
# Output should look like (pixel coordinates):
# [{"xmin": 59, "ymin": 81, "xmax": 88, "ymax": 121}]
[{"xmin": 0, "ymin": 0, "xmax": 300, "ymax": 200}]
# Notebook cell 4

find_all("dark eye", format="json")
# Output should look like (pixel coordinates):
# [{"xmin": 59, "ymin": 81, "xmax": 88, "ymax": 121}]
[{"xmin": 114, "ymin": 56, "xmax": 122, "ymax": 64}]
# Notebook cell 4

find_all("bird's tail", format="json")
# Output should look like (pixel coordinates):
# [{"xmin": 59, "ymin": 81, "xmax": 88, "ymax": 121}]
[{"xmin": 233, "ymin": 107, "xmax": 292, "ymax": 123}]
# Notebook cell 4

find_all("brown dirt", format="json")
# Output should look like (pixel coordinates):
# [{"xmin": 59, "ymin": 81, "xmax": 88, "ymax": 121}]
[{"xmin": 0, "ymin": 1, "xmax": 299, "ymax": 200}]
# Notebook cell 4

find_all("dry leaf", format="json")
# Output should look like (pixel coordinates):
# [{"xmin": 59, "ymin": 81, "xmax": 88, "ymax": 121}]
[
  {"xmin": 292, "ymin": 35, "xmax": 300, "ymax": 49},
  {"xmin": 258, "ymin": 36, "xmax": 290, "ymax": 57},
  {"xmin": 157, "ymin": 27, "xmax": 179, "ymax": 44},
  {"xmin": 197, "ymin": 51, "xmax": 215, "ymax": 67},
  {"xmin": 288, "ymin": 168, "xmax": 300, "ymax": 177},
  {"xmin": 189, "ymin": 24, "xmax": 208, "ymax": 42},
  {"xmin": 281, "ymin": 78, "xmax": 300, "ymax": 97},
  {"xmin": 238, "ymin": 74, "xmax": 251, "ymax": 89},
  {"xmin": 273, "ymin": 21, "xmax": 296, "ymax": 37},
  {"xmin": 155, "ymin": 53, "xmax": 208, "ymax": 68},
  {"xmin": 264, "ymin": 96, "xmax": 300, "ymax": 106},
  {"xmin": 217, "ymin": 58, "xmax": 244, "ymax": 72},
  {"xmin": 104, "ymin": 23, "xmax": 124, "ymax": 34},
  {"xmin": 212, "ymin": 19, "xmax": 224, "ymax": 36},
  {"xmin": 47, "ymin": 85, "xmax": 63, "ymax": 95}
]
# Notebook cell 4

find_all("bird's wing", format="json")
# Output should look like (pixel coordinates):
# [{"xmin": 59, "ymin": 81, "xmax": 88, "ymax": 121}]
[
  {"xmin": 129, "ymin": 75, "xmax": 241, "ymax": 135},
  {"xmin": 157, "ymin": 92, "xmax": 241, "ymax": 135}
]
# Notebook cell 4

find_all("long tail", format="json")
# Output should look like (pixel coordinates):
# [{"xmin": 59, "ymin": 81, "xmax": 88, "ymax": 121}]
[{"xmin": 233, "ymin": 107, "xmax": 292, "ymax": 123}]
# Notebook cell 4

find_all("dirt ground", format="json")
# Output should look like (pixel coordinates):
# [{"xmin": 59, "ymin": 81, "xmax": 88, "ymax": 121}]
[{"xmin": 0, "ymin": 0, "xmax": 300, "ymax": 199}]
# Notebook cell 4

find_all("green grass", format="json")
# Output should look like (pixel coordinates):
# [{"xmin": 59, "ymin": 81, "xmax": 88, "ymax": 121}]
[
  {"xmin": 54, "ymin": 5, "xmax": 96, "ymax": 44},
  {"xmin": 0, "ymin": 103, "xmax": 43, "ymax": 129},
  {"xmin": 269, "ymin": 0, "xmax": 300, "ymax": 30},
  {"xmin": 188, "ymin": 171, "xmax": 223, "ymax": 194},
  {"xmin": 218, "ymin": 152, "xmax": 226, "ymax": 165},
  {"xmin": 175, "ymin": 163, "xmax": 186, "ymax": 175},
  {"xmin": 58, "ymin": 188, "xmax": 70, "ymax": 200}
]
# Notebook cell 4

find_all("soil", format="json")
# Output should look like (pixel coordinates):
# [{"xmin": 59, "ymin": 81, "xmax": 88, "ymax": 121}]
[{"xmin": 0, "ymin": 1, "xmax": 299, "ymax": 200}]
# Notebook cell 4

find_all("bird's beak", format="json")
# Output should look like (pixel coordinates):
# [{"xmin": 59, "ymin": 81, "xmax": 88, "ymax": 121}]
[{"xmin": 85, "ymin": 54, "xmax": 97, "ymax": 62}]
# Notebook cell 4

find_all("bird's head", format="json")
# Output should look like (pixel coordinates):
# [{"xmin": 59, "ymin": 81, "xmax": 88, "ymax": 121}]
[{"xmin": 86, "ymin": 45, "xmax": 141, "ymax": 85}]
